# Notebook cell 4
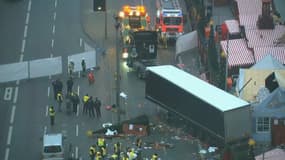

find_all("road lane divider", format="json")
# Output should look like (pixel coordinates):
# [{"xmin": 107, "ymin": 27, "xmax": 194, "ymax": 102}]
[
  {"xmin": 24, "ymin": 25, "xmax": 28, "ymax": 38},
  {"xmin": 10, "ymin": 105, "xmax": 16, "ymax": 124},
  {"xmin": 80, "ymin": 38, "xmax": 83, "ymax": 47},
  {"xmin": 48, "ymin": 87, "xmax": 50, "ymax": 97},
  {"xmin": 13, "ymin": 87, "xmax": 18, "ymax": 104},
  {"xmin": 27, "ymin": 0, "xmax": 32, "ymax": 12},
  {"xmin": 46, "ymin": 105, "xmax": 49, "ymax": 117},
  {"xmin": 55, "ymin": 0, "xmax": 57, "ymax": 8},
  {"xmin": 19, "ymin": 54, "xmax": 24, "ymax": 62},
  {"xmin": 4, "ymin": 148, "xmax": 9, "ymax": 160},
  {"xmin": 44, "ymin": 126, "xmax": 47, "ymax": 134},
  {"xmin": 77, "ymin": 105, "xmax": 79, "ymax": 117},
  {"xmin": 75, "ymin": 146, "xmax": 78, "ymax": 159},
  {"xmin": 25, "ymin": 12, "xmax": 30, "ymax": 25},
  {"xmin": 76, "ymin": 124, "xmax": 79, "ymax": 136},
  {"xmin": 21, "ymin": 39, "xmax": 26, "ymax": 53},
  {"xmin": 51, "ymin": 39, "xmax": 54, "ymax": 49},
  {"xmin": 6, "ymin": 126, "xmax": 13, "ymax": 145},
  {"xmin": 77, "ymin": 86, "xmax": 80, "ymax": 95},
  {"xmin": 53, "ymin": 12, "xmax": 57, "ymax": 21},
  {"xmin": 52, "ymin": 25, "xmax": 55, "ymax": 35}
]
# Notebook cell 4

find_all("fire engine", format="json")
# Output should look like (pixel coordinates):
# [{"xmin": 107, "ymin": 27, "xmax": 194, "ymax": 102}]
[
  {"xmin": 156, "ymin": 0, "xmax": 184, "ymax": 45},
  {"xmin": 118, "ymin": 5, "xmax": 150, "ymax": 59}
]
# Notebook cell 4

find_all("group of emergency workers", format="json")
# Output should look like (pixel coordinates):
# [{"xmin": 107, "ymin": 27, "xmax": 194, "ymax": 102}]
[{"xmin": 89, "ymin": 137, "xmax": 159, "ymax": 160}]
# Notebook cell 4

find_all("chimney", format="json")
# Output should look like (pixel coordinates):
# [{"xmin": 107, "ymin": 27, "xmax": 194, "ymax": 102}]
[{"xmin": 257, "ymin": 0, "xmax": 274, "ymax": 29}]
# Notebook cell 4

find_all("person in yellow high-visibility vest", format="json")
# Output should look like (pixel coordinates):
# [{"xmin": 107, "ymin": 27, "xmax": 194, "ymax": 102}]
[
  {"xmin": 114, "ymin": 142, "xmax": 121, "ymax": 156},
  {"xmin": 97, "ymin": 137, "xmax": 106, "ymax": 148},
  {"xmin": 95, "ymin": 151, "xmax": 102, "ymax": 160},
  {"xmin": 49, "ymin": 106, "xmax": 55, "ymax": 126},
  {"xmin": 89, "ymin": 145, "xmax": 96, "ymax": 160},
  {"xmin": 151, "ymin": 153, "xmax": 158, "ymax": 160},
  {"xmin": 82, "ymin": 94, "xmax": 89, "ymax": 115}
]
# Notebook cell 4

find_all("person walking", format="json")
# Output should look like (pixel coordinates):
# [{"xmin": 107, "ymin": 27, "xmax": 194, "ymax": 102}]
[
  {"xmin": 56, "ymin": 92, "xmax": 63, "ymax": 112},
  {"xmin": 114, "ymin": 142, "xmax": 122, "ymax": 156},
  {"xmin": 151, "ymin": 153, "xmax": 159, "ymax": 160},
  {"xmin": 52, "ymin": 79, "xmax": 59, "ymax": 100},
  {"xmin": 71, "ymin": 92, "xmax": 80, "ymax": 115},
  {"xmin": 81, "ymin": 58, "xmax": 86, "ymax": 77},
  {"xmin": 87, "ymin": 96, "xmax": 95, "ymax": 118},
  {"xmin": 68, "ymin": 60, "xmax": 75, "ymax": 77},
  {"xmin": 66, "ymin": 77, "xmax": 73, "ymax": 94},
  {"xmin": 82, "ymin": 94, "xmax": 89, "ymax": 115},
  {"xmin": 94, "ymin": 97, "xmax": 102, "ymax": 118},
  {"xmin": 57, "ymin": 79, "xmax": 63, "ymax": 94},
  {"xmin": 97, "ymin": 136, "xmax": 106, "ymax": 149},
  {"xmin": 49, "ymin": 106, "xmax": 55, "ymax": 126},
  {"xmin": 89, "ymin": 145, "xmax": 96, "ymax": 160}
]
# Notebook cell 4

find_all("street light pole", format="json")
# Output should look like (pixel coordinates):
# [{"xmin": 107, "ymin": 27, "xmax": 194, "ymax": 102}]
[
  {"xmin": 114, "ymin": 16, "xmax": 121, "ymax": 123},
  {"xmin": 225, "ymin": 34, "xmax": 229, "ymax": 91}
]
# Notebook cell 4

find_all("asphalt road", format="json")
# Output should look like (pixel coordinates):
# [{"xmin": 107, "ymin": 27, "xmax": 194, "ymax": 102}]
[{"xmin": 0, "ymin": 0, "xmax": 194, "ymax": 159}]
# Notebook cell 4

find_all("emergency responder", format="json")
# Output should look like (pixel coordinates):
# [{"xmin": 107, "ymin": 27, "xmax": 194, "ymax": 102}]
[
  {"xmin": 71, "ymin": 92, "xmax": 80, "ymax": 115},
  {"xmin": 114, "ymin": 142, "xmax": 121, "ymax": 156},
  {"xmin": 127, "ymin": 148, "xmax": 137, "ymax": 160},
  {"xmin": 56, "ymin": 92, "xmax": 63, "ymax": 112},
  {"xmin": 66, "ymin": 77, "xmax": 73, "ymax": 94},
  {"xmin": 97, "ymin": 136, "xmax": 106, "ymax": 148},
  {"xmin": 135, "ymin": 138, "xmax": 142, "ymax": 148},
  {"xmin": 110, "ymin": 153, "xmax": 118, "ymax": 160},
  {"xmin": 81, "ymin": 58, "xmax": 86, "ymax": 77},
  {"xmin": 151, "ymin": 153, "xmax": 158, "ymax": 160},
  {"xmin": 68, "ymin": 60, "xmax": 75, "ymax": 77},
  {"xmin": 99, "ymin": 146, "xmax": 107, "ymax": 158},
  {"xmin": 95, "ymin": 151, "xmax": 102, "ymax": 160},
  {"xmin": 89, "ymin": 145, "xmax": 96, "ymax": 160},
  {"xmin": 94, "ymin": 97, "xmax": 102, "ymax": 118},
  {"xmin": 87, "ymin": 96, "xmax": 95, "ymax": 118},
  {"xmin": 49, "ymin": 106, "xmax": 55, "ymax": 126},
  {"xmin": 120, "ymin": 152, "xmax": 129, "ymax": 160},
  {"xmin": 82, "ymin": 94, "xmax": 89, "ymax": 115}
]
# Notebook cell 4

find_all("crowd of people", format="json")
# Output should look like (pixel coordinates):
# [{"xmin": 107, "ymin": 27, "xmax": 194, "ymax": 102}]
[{"xmin": 89, "ymin": 137, "xmax": 160, "ymax": 160}]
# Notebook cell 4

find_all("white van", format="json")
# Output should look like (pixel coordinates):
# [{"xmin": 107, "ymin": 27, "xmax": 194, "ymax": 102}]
[{"xmin": 42, "ymin": 133, "xmax": 64, "ymax": 160}]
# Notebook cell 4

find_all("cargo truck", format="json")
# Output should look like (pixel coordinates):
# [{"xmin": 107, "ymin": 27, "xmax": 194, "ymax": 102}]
[{"xmin": 145, "ymin": 65, "xmax": 251, "ymax": 146}]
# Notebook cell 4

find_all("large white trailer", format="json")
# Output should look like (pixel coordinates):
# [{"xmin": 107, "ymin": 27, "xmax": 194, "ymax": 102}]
[{"xmin": 145, "ymin": 65, "xmax": 251, "ymax": 146}]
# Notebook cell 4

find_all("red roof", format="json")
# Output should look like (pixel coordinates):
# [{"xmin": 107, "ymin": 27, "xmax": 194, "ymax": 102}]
[{"xmin": 220, "ymin": 39, "xmax": 255, "ymax": 67}]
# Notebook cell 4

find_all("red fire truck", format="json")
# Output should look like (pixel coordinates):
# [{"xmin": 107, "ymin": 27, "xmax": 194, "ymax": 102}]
[{"xmin": 156, "ymin": 0, "xmax": 184, "ymax": 44}]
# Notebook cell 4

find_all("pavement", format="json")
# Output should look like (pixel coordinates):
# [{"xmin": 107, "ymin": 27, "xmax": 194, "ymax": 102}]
[{"xmin": 79, "ymin": 0, "xmax": 236, "ymax": 159}]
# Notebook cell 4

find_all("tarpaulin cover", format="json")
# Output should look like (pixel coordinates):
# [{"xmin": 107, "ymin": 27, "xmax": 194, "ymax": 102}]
[
  {"xmin": 0, "ymin": 62, "xmax": 28, "ymax": 83},
  {"xmin": 29, "ymin": 56, "xmax": 62, "ymax": 78},
  {"xmin": 175, "ymin": 31, "xmax": 198, "ymax": 59}
]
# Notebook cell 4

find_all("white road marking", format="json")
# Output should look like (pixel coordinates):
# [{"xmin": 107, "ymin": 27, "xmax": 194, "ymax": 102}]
[
  {"xmin": 6, "ymin": 126, "xmax": 13, "ymax": 145},
  {"xmin": 44, "ymin": 126, "xmax": 47, "ymax": 134},
  {"xmin": 76, "ymin": 124, "xmax": 79, "ymax": 136},
  {"xmin": 25, "ymin": 12, "xmax": 30, "ymax": 25},
  {"xmin": 16, "ymin": 80, "xmax": 20, "ymax": 85},
  {"xmin": 19, "ymin": 54, "xmax": 24, "ymax": 62},
  {"xmin": 51, "ymin": 39, "xmax": 54, "ymax": 48},
  {"xmin": 46, "ymin": 105, "xmax": 49, "ymax": 117},
  {"xmin": 10, "ymin": 105, "xmax": 16, "ymax": 124},
  {"xmin": 24, "ymin": 25, "xmax": 28, "ymax": 38},
  {"xmin": 80, "ymin": 38, "xmax": 83, "ymax": 47},
  {"xmin": 76, "ymin": 105, "xmax": 79, "ymax": 117},
  {"xmin": 55, "ymin": 0, "xmax": 57, "ymax": 8},
  {"xmin": 53, "ymin": 12, "xmax": 57, "ymax": 21},
  {"xmin": 4, "ymin": 148, "xmax": 9, "ymax": 160},
  {"xmin": 13, "ymin": 87, "xmax": 18, "ymax": 104},
  {"xmin": 52, "ymin": 25, "xmax": 55, "ymax": 34},
  {"xmin": 77, "ymin": 86, "xmax": 80, "ymax": 95},
  {"xmin": 47, "ymin": 87, "xmax": 50, "ymax": 97},
  {"xmin": 75, "ymin": 146, "xmax": 79, "ymax": 159},
  {"xmin": 4, "ymin": 87, "xmax": 13, "ymax": 101},
  {"xmin": 21, "ymin": 39, "xmax": 26, "ymax": 53},
  {"xmin": 27, "ymin": 0, "xmax": 32, "ymax": 12},
  {"xmin": 78, "ymin": 71, "xmax": 80, "ymax": 78}
]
